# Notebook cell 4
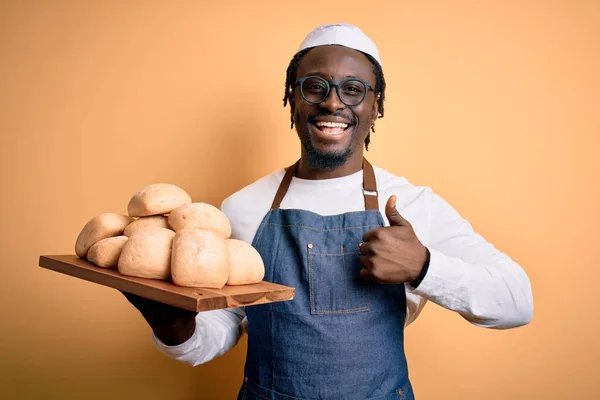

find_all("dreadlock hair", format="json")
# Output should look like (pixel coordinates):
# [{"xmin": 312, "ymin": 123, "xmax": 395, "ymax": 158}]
[{"xmin": 282, "ymin": 48, "xmax": 386, "ymax": 151}]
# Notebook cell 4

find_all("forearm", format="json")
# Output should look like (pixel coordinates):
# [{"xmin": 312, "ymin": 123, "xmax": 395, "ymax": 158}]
[
  {"xmin": 410, "ymin": 248, "xmax": 533, "ymax": 328},
  {"xmin": 153, "ymin": 308, "xmax": 245, "ymax": 366}
]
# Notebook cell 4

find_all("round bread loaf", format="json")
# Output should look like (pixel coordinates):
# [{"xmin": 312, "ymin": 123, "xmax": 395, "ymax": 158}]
[
  {"xmin": 75, "ymin": 213, "xmax": 133, "ymax": 258},
  {"xmin": 171, "ymin": 228, "xmax": 229, "ymax": 288},
  {"xmin": 118, "ymin": 227, "xmax": 175, "ymax": 279},
  {"xmin": 127, "ymin": 183, "xmax": 192, "ymax": 217},
  {"xmin": 226, "ymin": 239, "xmax": 265, "ymax": 285},
  {"xmin": 124, "ymin": 215, "xmax": 170, "ymax": 237},
  {"xmin": 168, "ymin": 203, "xmax": 231, "ymax": 238},
  {"xmin": 87, "ymin": 235, "xmax": 128, "ymax": 268}
]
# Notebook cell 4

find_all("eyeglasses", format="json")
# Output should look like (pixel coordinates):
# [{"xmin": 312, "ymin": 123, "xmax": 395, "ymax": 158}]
[{"xmin": 295, "ymin": 75, "xmax": 375, "ymax": 107}]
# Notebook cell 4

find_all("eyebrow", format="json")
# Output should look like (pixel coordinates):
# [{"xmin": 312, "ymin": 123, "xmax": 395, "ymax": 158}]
[{"xmin": 301, "ymin": 72, "xmax": 364, "ymax": 80}]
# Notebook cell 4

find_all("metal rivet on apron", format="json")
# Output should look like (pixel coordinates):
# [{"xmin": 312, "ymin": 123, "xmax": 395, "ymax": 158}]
[
  {"xmin": 244, "ymin": 377, "xmax": 248, "ymax": 382},
  {"xmin": 307, "ymin": 243, "xmax": 313, "ymax": 249}
]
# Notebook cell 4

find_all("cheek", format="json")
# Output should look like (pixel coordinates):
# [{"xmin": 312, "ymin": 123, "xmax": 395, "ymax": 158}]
[
  {"xmin": 355, "ymin": 107, "xmax": 374, "ymax": 129},
  {"xmin": 293, "ymin": 101, "xmax": 314, "ymax": 124},
  {"xmin": 360, "ymin": 99, "xmax": 378, "ymax": 125},
  {"xmin": 292, "ymin": 105, "xmax": 303, "ymax": 124}
]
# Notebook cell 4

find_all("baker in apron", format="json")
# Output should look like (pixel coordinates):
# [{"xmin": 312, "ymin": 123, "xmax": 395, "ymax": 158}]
[
  {"xmin": 126, "ymin": 22, "xmax": 532, "ymax": 399},
  {"xmin": 234, "ymin": 22, "xmax": 433, "ymax": 400}
]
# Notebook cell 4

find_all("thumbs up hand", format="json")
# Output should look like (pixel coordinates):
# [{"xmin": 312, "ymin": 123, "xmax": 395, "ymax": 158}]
[{"xmin": 359, "ymin": 195, "xmax": 429, "ymax": 284}]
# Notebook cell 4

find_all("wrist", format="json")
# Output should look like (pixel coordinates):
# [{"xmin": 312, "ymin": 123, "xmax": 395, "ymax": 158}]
[
  {"xmin": 153, "ymin": 317, "xmax": 197, "ymax": 346},
  {"xmin": 410, "ymin": 247, "xmax": 430, "ymax": 288}
]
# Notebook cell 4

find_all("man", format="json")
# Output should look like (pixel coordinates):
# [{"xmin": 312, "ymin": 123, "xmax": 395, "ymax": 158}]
[{"xmin": 124, "ymin": 23, "xmax": 533, "ymax": 399}]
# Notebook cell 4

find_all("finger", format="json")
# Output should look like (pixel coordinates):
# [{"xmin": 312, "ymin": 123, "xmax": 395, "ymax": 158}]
[
  {"xmin": 385, "ymin": 195, "xmax": 410, "ymax": 227},
  {"xmin": 358, "ymin": 241, "xmax": 373, "ymax": 255},
  {"xmin": 120, "ymin": 291, "xmax": 156, "ymax": 322},
  {"xmin": 360, "ymin": 268, "xmax": 377, "ymax": 281},
  {"xmin": 360, "ymin": 255, "xmax": 373, "ymax": 269},
  {"xmin": 120, "ymin": 290, "xmax": 147, "ymax": 311},
  {"xmin": 362, "ymin": 227, "xmax": 382, "ymax": 242}
]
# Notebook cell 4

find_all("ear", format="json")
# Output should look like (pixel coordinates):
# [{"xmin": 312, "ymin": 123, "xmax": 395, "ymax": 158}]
[
  {"xmin": 371, "ymin": 94, "xmax": 379, "ymax": 121},
  {"xmin": 290, "ymin": 97, "xmax": 296, "ymax": 121},
  {"xmin": 287, "ymin": 86, "xmax": 296, "ymax": 110},
  {"xmin": 288, "ymin": 94, "xmax": 297, "ymax": 129}
]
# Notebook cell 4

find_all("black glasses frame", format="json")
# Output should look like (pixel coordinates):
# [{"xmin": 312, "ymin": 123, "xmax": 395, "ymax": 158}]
[{"xmin": 295, "ymin": 75, "xmax": 375, "ymax": 106}]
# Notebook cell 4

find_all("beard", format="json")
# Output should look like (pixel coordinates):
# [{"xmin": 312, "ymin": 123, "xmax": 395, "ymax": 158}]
[
  {"xmin": 301, "ymin": 136, "xmax": 352, "ymax": 170},
  {"xmin": 297, "ymin": 115, "xmax": 362, "ymax": 171}
]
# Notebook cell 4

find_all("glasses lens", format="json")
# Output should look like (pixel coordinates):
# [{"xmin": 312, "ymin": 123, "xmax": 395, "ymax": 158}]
[
  {"xmin": 339, "ymin": 80, "xmax": 367, "ymax": 106},
  {"xmin": 301, "ymin": 77, "xmax": 329, "ymax": 103}
]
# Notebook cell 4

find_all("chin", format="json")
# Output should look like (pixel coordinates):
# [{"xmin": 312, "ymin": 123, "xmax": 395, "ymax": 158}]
[{"xmin": 302, "ymin": 142, "xmax": 353, "ymax": 171}]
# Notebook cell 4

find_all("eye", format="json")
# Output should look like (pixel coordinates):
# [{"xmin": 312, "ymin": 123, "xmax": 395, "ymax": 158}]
[
  {"xmin": 302, "ymin": 77, "xmax": 328, "ymax": 94},
  {"xmin": 341, "ymin": 82, "xmax": 365, "ymax": 96},
  {"xmin": 307, "ymin": 83, "xmax": 327, "ymax": 91}
]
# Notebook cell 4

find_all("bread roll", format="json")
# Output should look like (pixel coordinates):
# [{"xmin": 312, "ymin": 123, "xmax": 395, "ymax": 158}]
[
  {"xmin": 75, "ymin": 213, "xmax": 133, "ymax": 258},
  {"xmin": 87, "ymin": 235, "xmax": 128, "ymax": 268},
  {"xmin": 127, "ymin": 183, "xmax": 192, "ymax": 217},
  {"xmin": 118, "ymin": 228, "xmax": 175, "ymax": 279},
  {"xmin": 168, "ymin": 203, "xmax": 231, "ymax": 238},
  {"xmin": 226, "ymin": 239, "xmax": 265, "ymax": 285},
  {"xmin": 124, "ymin": 215, "xmax": 170, "ymax": 237},
  {"xmin": 171, "ymin": 228, "xmax": 229, "ymax": 288}
]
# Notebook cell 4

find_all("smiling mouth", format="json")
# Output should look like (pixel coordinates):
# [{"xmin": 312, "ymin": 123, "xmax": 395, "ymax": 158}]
[{"xmin": 312, "ymin": 121, "xmax": 351, "ymax": 136}]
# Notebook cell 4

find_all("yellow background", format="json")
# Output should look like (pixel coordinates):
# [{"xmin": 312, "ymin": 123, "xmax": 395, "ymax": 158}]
[{"xmin": 1, "ymin": 1, "xmax": 598, "ymax": 399}]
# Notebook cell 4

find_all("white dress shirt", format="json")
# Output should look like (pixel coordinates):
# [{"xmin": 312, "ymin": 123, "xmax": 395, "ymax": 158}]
[{"xmin": 152, "ymin": 166, "xmax": 533, "ymax": 366}]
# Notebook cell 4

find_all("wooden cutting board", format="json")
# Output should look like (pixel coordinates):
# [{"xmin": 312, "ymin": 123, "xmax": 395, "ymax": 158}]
[{"xmin": 39, "ymin": 255, "xmax": 295, "ymax": 312}]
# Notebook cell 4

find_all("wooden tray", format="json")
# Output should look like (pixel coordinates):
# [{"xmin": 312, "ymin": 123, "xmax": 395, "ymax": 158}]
[{"xmin": 39, "ymin": 255, "xmax": 295, "ymax": 312}]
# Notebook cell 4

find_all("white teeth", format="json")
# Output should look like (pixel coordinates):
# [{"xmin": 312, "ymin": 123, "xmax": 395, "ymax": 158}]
[{"xmin": 315, "ymin": 121, "xmax": 349, "ymax": 129}]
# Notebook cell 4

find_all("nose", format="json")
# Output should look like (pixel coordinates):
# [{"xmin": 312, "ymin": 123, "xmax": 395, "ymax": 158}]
[{"xmin": 319, "ymin": 86, "xmax": 345, "ymax": 112}]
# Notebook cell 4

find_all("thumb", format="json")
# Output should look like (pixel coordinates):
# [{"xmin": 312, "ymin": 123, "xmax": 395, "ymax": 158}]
[{"xmin": 385, "ymin": 195, "xmax": 409, "ymax": 226}]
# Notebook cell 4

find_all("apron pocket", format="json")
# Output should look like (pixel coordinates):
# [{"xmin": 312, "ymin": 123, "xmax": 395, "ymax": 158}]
[{"xmin": 308, "ymin": 244, "xmax": 369, "ymax": 314}]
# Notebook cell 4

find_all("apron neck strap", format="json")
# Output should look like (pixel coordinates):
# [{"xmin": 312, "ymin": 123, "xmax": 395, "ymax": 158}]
[
  {"xmin": 270, "ymin": 158, "xmax": 379, "ymax": 211},
  {"xmin": 270, "ymin": 160, "xmax": 298, "ymax": 211}
]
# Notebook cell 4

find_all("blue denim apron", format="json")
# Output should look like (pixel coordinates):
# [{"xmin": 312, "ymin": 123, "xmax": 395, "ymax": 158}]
[{"xmin": 238, "ymin": 159, "xmax": 414, "ymax": 400}]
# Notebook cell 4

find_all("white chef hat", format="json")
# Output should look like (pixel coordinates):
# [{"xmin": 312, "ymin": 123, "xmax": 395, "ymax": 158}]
[{"xmin": 297, "ymin": 23, "xmax": 382, "ymax": 66}]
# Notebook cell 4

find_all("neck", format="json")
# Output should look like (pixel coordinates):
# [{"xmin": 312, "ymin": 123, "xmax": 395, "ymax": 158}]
[{"xmin": 296, "ymin": 149, "xmax": 364, "ymax": 180}]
